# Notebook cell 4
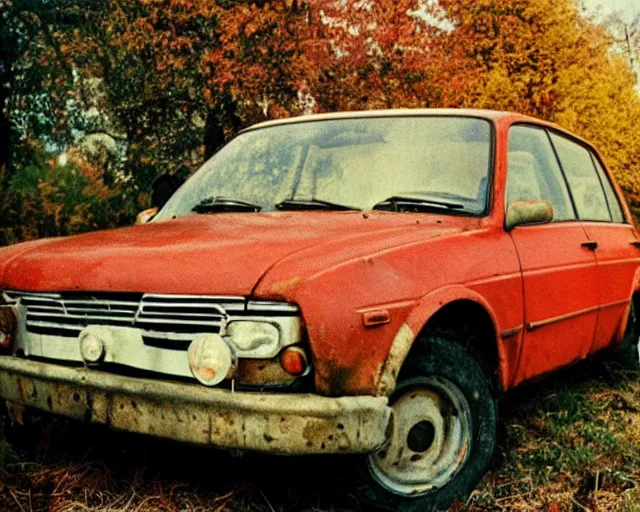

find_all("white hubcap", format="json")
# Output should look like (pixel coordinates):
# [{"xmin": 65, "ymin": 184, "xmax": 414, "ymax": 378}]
[{"xmin": 368, "ymin": 376, "xmax": 473, "ymax": 496}]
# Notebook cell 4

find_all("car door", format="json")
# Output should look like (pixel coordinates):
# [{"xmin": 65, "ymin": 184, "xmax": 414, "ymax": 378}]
[
  {"xmin": 549, "ymin": 132, "xmax": 640, "ymax": 354},
  {"xmin": 506, "ymin": 125, "xmax": 599, "ymax": 384}
]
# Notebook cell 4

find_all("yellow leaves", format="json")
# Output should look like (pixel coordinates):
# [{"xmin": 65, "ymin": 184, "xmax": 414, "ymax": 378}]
[
  {"xmin": 473, "ymin": 66, "xmax": 522, "ymax": 111},
  {"xmin": 551, "ymin": 53, "xmax": 640, "ymax": 196}
]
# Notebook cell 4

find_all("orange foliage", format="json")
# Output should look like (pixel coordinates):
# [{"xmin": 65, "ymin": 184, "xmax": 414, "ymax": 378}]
[{"xmin": 3, "ymin": 0, "xmax": 640, "ymax": 240}]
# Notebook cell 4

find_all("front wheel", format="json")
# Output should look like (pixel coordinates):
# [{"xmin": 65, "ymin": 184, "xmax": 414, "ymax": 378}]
[{"xmin": 358, "ymin": 334, "xmax": 497, "ymax": 511}]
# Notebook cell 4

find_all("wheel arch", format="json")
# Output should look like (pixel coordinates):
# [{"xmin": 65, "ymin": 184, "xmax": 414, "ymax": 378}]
[{"xmin": 377, "ymin": 285, "xmax": 507, "ymax": 397}]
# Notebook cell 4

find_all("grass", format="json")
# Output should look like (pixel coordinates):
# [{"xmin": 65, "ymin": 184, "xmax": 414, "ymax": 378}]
[
  {"xmin": 0, "ymin": 357, "xmax": 638, "ymax": 512},
  {"xmin": 465, "ymin": 358, "xmax": 640, "ymax": 512}
]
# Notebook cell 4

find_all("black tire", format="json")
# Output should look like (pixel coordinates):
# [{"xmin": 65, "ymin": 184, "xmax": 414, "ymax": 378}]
[
  {"xmin": 356, "ymin": 333, "xmax": 497, "ymax": 512},
  {"xmin": 612, "ymin": 300, "xmax": 640, "ymax": 371}
]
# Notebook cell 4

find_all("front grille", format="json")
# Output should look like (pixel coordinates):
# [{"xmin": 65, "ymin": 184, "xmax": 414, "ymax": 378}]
[{"xmin": 5, "ymin": 291, "xmax": 296, "ymax": 350}]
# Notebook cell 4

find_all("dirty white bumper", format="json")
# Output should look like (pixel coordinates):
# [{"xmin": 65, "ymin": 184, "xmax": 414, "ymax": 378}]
[{"xmin": 0, "ymin": 357, "xmax": 391, "ymax": 455}]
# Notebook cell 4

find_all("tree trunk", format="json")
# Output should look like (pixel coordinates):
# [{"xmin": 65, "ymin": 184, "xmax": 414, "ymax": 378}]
[{"xmin": 203, "ymin": 94, "xmax": 242, "ymax": 160}]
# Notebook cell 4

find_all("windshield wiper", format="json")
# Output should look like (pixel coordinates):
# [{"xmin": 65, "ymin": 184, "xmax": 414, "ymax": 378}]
[
  {"xmin": 192, "ymin": 196, "xmax": 262, "ymax": 214},
  {"xmin": 373, "ymin": 195, "xmax": 465, "ymax": 212},
  {"xmin": 275, "ymin": 198, "xmax": 359, "ymax": 211}
]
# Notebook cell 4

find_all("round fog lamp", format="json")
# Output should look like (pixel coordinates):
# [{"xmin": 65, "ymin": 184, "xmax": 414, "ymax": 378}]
[
  {"xmin": 188, "ymin": 334, "xmax": 236, "ymax": 386},
  {"xmin": 79, "ymin": 332, "xmax": 105, "ymax": 364}
]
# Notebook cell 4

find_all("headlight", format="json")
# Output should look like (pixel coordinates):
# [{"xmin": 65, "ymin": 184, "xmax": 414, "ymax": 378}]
[{"xmin": 225, "ymin": 321, "xmax": 280, "ymax": 358}]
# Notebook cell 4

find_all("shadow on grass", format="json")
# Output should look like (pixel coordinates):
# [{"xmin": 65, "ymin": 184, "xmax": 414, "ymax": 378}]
[{"xmin": 1, "ymin": 403, "xmax": 377, "ymax": 510}]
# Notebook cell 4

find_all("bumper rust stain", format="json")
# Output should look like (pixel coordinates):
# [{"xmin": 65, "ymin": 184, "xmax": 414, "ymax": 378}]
[{"xmin": 0, "ymin": 356, "xmax": 391, "ymax": 455}]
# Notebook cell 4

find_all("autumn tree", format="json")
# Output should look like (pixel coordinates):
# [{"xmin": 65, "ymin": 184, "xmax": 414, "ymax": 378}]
[
  {"xmin": 0, "ymin": 0, "xmax": 116, "ymax": 243},
  {"xmin": 3, "ymin": 0, "xmax": 640, "ymax": 243},
  {"xmin": 317, "ymin": 0, "xmax": 640, "ymax": 211},
  {"xmin": 45, "ymin": 0, "xmax": 332, "ymax": 189},
  {"xmin": 1, "ymin": 0, "xmax": 334, "ymax": 243},
  {"xmin": 603, "ymin": 10, "xmax": 639, "ymax": 74},
  {"xmin": 424, "ymin": 0, "xmax": 640, "ymax": 208},
  {"xmin": 306, "ymin": 0, "xmax": 479, "ymax": 111}
]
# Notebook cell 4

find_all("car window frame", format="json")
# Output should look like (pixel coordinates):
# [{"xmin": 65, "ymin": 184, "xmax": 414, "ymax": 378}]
[
  {"xmin": 484, "ymin": 118, "xmax": 497, "ymax": 219},
  {"xmin": 505, "ymin": 122, "xmax": 579, "ymax": 224},
  {"xmin": 156, "ymin": 114, "xmax": 498, "ymax": 221},
  {"xmin": 546, "ymin": 128, "xmax": 616, "ymax": 224},
  {"xmin": 588, "ymin": 151, "xmax": 628, "ymax": 225}
]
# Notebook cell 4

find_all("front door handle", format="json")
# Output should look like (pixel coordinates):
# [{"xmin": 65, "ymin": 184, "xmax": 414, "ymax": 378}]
[{"xmin": 581, "ymin": 241, "xmax": 598, "ymax": 250}]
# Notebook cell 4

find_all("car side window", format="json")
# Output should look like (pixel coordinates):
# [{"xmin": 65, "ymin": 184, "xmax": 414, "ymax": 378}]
[
  {"xmin": 549, "ymin": 133, "xmax": 611, "ymax": 222},
  {"xmin": 507, "ymin": 126, "xmax": 576, "ymax": 221},
  {"xmin": 591, "ymin": 154, "xmax": 625, "ymax": 223}
]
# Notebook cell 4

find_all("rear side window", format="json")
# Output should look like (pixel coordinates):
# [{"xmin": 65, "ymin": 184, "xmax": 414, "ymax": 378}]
[
  {"xmin": 549, "ymin": 133, "xmax": 611, "ymax": 222},
  {"xmin": 507, "ymin": 126, "xmax": 576, "ymax": 221},
  {"xmin": 591, "ymin": 155, "xmax": 625, "ymax": 223}
]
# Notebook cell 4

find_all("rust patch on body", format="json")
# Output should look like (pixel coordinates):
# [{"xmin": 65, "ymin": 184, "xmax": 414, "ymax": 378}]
[
  {"xmin": 5, "ymin": 401, "xmax": 25, "ymax": 425},
  {"xmin": 270, "ymin": 276, "xmax": 302, "ymax": 296},
  {"xmin": 237, "ymin": 359, "xmax": 296, "ymax": 386},
  {"xmin": 316, "ymin": 363, "xmax": 359, "ymax": 396}
]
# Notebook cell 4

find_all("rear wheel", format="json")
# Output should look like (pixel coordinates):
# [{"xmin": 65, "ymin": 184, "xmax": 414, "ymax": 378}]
[
  {"xmin": 613, "ymin": 300, "xmax": 640, "ymax": 370},
  {"xmin": 359, "ymin": 334, "xmax": 497, "ymax": 511}
]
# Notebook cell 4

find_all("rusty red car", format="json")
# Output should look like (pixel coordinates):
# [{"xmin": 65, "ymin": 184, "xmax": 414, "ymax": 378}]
[{"xmin": 1, "ymin": 109, "xmax": 639, "ymax": 511}]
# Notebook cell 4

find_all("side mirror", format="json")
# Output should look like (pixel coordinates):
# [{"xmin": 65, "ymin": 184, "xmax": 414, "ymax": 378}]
[
  {"xmin": 135, "ymin": 207, "xmax": 158, "ymax": 225},
  {"xmin": 505, "ymin": 200, "xmax": 553, "ymax": 231}
]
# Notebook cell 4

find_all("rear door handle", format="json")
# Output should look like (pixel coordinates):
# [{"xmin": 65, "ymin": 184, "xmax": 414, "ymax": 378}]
[
  {"xmin": 631, "ymin": 241, "xmax": 640, "ymax": 248},
  {"xmin": 581, "ymin": 241, "xmax": 598, "ymax": 250}
]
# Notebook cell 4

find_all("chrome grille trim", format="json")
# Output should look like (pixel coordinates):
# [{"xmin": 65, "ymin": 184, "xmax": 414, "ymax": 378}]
[
  {"xmin": 4, "ymin": 291, "xmax": 299, "ymax": 343},
  {"xmin": 135, "ymin": 318, "xmax": 224, "ymax": 327},
  {"xmin": 4, "ymin": 290, "xmax": 304, "ymax": 379},
  {"xmin": 247, "ymin": 300, "xmax": 300, "ymax": 313},
  {"xmin": 28, "ymin": 311, "xmax": 135, "ymax": 319},
  {"xmin": 27, "ymin": 321, "xmax": 83, "ymax": 330}
]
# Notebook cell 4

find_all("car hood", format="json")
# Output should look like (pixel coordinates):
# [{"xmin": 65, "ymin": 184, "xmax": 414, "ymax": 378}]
[{"xmin": 0, "ymin": 212, "xmax": 476, "ymax": 297}]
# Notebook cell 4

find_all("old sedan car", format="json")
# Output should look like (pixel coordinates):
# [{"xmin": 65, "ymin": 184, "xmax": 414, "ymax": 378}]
[{"xmin": 0, "ymin": 109, "xmax": 639, "ymax": 511}]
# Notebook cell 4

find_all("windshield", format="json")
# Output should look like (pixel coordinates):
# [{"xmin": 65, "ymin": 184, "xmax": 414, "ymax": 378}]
[{"xmin": 155, "ymin": 116, "xmax": 493, "ymax": 220}]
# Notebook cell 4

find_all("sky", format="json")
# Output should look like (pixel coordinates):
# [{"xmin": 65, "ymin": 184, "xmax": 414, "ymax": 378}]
[
  {"xmin": 582, "ymin": 0, "xmax": 639, "ymax": 22},
  {"xmin": 582, "ymin": 0, "xmax": 640, "ymax": 92}
]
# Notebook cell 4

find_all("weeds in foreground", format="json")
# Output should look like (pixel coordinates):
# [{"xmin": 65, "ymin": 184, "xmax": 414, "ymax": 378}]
[{"xmin": 466, "ymin": 360, "xmax": 640, "ymax": 511}]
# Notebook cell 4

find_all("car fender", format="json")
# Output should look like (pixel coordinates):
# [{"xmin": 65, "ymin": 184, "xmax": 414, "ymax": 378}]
[{"xmin": 376, "ymin": 284, "xmax": 505, "ymax": 396}]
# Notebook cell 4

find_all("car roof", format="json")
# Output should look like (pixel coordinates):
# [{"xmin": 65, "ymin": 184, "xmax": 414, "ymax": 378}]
[
  {"xmin": 240, "ymin": 108, "xmax": 589, "ymax": 148},
  {"xmin": 244, "ymin": 108, "xmax": 535, "ymax": 131}
]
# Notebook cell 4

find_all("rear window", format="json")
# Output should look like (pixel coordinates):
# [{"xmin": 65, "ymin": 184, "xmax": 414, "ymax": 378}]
[
  {"xmin": 591, "ymin": 155, "xmax": 625, "ymax": 223},
  {"xmin": 549, "ymin": 133, "xmax": 611, "ymax": 222}
]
